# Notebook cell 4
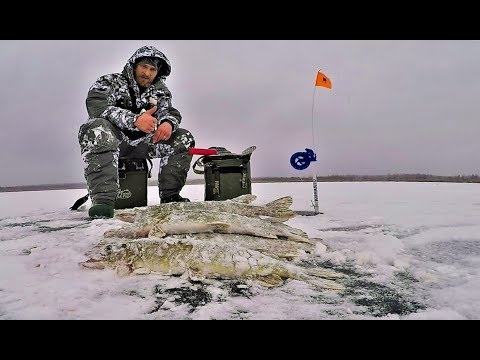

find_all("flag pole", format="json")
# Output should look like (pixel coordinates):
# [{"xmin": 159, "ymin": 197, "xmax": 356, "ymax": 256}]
[
  {"xmin": 310, "ymin": 69, "xmax": 332, "ymax": 214},
  {"xmin": 311, "ymin": 82, "xmax": 320, "ymax": 214}
]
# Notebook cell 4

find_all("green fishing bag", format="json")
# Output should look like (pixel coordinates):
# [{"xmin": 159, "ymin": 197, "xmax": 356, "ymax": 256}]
[
  {"xmin": 193, "ymin": 147, "xmax": 254, "ymax": 201},
  {"xmin": 115, "ymin": 158, "xmax": 152, "ymax": 209}
]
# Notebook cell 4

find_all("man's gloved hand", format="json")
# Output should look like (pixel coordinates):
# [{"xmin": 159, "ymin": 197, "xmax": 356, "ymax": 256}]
[{"xmin": 134, "ymin": 106, "xmax": 158, "ymax": 133}]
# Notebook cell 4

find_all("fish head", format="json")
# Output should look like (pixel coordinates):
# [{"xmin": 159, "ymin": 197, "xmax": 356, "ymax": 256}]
[
  {"xmin": 115, "ymin": 206, "xmax": 170, "ymax": 228},
  {"xmin": 80, "ymin": 242, "xmax": 128, "ymax": 270},
  {"xmin": 84, "ymin": 238, "xmax": 197, "ymax": 276}
]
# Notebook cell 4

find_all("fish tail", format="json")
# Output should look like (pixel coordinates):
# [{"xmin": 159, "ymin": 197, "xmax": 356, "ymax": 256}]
[
  {"xmin": 288, "ymin": 234, "xmax": 314, "ymax": 244},
  {"xmin": 301, "ymin": 269, "xmax": 345, "ymax": 290},
  {"xmin": 288, "ymin": 226, "xmax": 309, "ymax": 238},
  {"xmin": 263, "ymin": 196, "xmax": 296, "ymax": 219},
  {"xmin": 306, "ymin": 278, "xmax": 345, "ymax": 291},
  {"xmin": 306, "ymin": 268, "xmax": 344, "ymax": 280}
]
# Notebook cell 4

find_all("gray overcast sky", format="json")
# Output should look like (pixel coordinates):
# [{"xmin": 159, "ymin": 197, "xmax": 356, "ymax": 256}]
[{"xmin": 1, "ymin": 40, "xmax": 479, "ymax": 186}]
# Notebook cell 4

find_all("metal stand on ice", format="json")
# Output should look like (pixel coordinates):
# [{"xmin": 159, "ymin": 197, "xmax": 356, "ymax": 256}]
[{"xmin": 290, "ymin": 70, "xmax": 332, "ymax": 215}]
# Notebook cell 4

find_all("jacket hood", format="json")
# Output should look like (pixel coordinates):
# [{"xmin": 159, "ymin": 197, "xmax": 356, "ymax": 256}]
[{"xmin": 122, "ymin": 45, "xmax": 172, "ymax": 86}]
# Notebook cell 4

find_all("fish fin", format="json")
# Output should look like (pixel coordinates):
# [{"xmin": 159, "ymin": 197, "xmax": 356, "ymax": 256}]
[
  {"xmin": 306, "ymin": 278, "xmax": 344, "ymax": 291},
  {"xmin": 305, "ymin": 268, "xmax": 344, "ymax": 280},
  {"xmin": 264, "ymin": 196, "xmax": 297, "ymax": 220},
  {"xmin": 208, "ymin": 222, "xmax": 232, "ymax": 233},
  {"xmin": 255, "ymin": 274, "xmax": 285, "ymax": 288},
  {"xmin": 148, "ymin": 222, "xmax": 166, "ymax": 238},
  {"xmin": 282, "ymin": 225, "xmax": 311, "ymax": 243},
  {"xmin": 286, "ymin": 234, "xmax": 313, "ymax": 244},
  {"xmin": 262, "ymin": 216, "xmax": 295, "ymax": 223},
  {"xmin": 229, "ymin": 194, "xmax": 257, "ymax": 204}
]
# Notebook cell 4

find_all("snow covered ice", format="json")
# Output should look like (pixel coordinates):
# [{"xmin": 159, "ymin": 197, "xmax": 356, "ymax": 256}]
[{"xmin": 0, "ymin": 182, "xmax": 479, "ymax": 320}]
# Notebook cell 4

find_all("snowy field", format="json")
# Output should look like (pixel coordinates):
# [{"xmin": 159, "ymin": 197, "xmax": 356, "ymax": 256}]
[{"xmin": 0, "ymin": 181, "xmax": 479, "ymax": 320}]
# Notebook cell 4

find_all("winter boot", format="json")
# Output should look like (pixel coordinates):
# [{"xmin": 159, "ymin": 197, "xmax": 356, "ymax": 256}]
[
  {"xmin": 88, "ymin": 200, "xmax": 115, "ymax": 219},
  {"xmin": 161, "ymin": 193, "xmax": 190, "ymax": 204}
]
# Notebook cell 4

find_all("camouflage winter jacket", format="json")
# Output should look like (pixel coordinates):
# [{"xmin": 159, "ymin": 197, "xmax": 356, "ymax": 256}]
[{"xmin": 85, "ymin": 46, "xmax": 182, "ymax": 138}]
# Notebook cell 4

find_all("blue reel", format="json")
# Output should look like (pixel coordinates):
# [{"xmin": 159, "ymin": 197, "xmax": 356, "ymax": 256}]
[{"xmin": 290, "ymin": 148, "xmax": 317, "ymax": 170}]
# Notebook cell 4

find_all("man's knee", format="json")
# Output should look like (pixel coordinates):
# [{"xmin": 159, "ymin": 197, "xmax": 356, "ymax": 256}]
[
  {"xmin": 79, "ymin": 118, "xmax": 120, "ymax": 153},
  {"xmin": 174, "ymin": 128, "xmax": 195, "ymax": 149}
]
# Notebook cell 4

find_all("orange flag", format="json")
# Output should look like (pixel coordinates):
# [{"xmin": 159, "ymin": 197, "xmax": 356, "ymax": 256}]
[{"xmin": 315, "ymin": 71, "xmax": 332, "ymax": 89}]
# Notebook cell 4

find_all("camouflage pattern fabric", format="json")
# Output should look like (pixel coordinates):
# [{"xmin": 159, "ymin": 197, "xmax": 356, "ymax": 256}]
[{"xmin": 78, "ymin": 46, "xmax": 195, "ymax": 204}]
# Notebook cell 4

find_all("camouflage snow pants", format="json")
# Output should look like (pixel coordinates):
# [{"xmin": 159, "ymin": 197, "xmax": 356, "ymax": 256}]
[{"xmin": 78, "ymin": 118, "xmax": 195, "ymax": 205}]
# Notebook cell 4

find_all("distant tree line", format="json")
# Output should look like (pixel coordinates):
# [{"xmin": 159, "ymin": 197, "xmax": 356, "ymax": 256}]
[
  {"xmin": 1, "ymin": 174, "xmax": 479, "ymax": 193},
  {"xmin": 252, "ymin": 174, "xmax": 480, "ymax": 183}
]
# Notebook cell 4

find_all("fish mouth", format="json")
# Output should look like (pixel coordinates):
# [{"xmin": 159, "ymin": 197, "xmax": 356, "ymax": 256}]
[{"xmin": 79, "ymin": 258, "xmax": 107, "ymax": 270}]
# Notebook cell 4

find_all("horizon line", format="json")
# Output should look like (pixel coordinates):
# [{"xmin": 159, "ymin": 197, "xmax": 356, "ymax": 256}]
[{"xmin": 1, "ymin": 174, "xmax": 480, "ymax": 193}]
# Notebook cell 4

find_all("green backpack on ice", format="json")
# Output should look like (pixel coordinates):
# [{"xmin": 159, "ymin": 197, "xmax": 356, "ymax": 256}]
[{"xmin": 193, "ymin": 146, "xmax": 256, "ymax": 201}]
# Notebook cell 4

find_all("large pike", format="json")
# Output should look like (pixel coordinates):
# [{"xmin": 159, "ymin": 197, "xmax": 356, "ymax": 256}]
[
  {"xmin": 81, "ymin": 236, "xmax": 343, "ymax": 290},
  {"xmin": 116, "ymin": 194, "xmax": 296, "ymax": 223},
  {"xmin": 106, "ymin": 208, "xmax": 311, "ymax": 244},
  {"xmin": 82, "ymin": 195, "xmax": 344, "ymax": 289}
]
